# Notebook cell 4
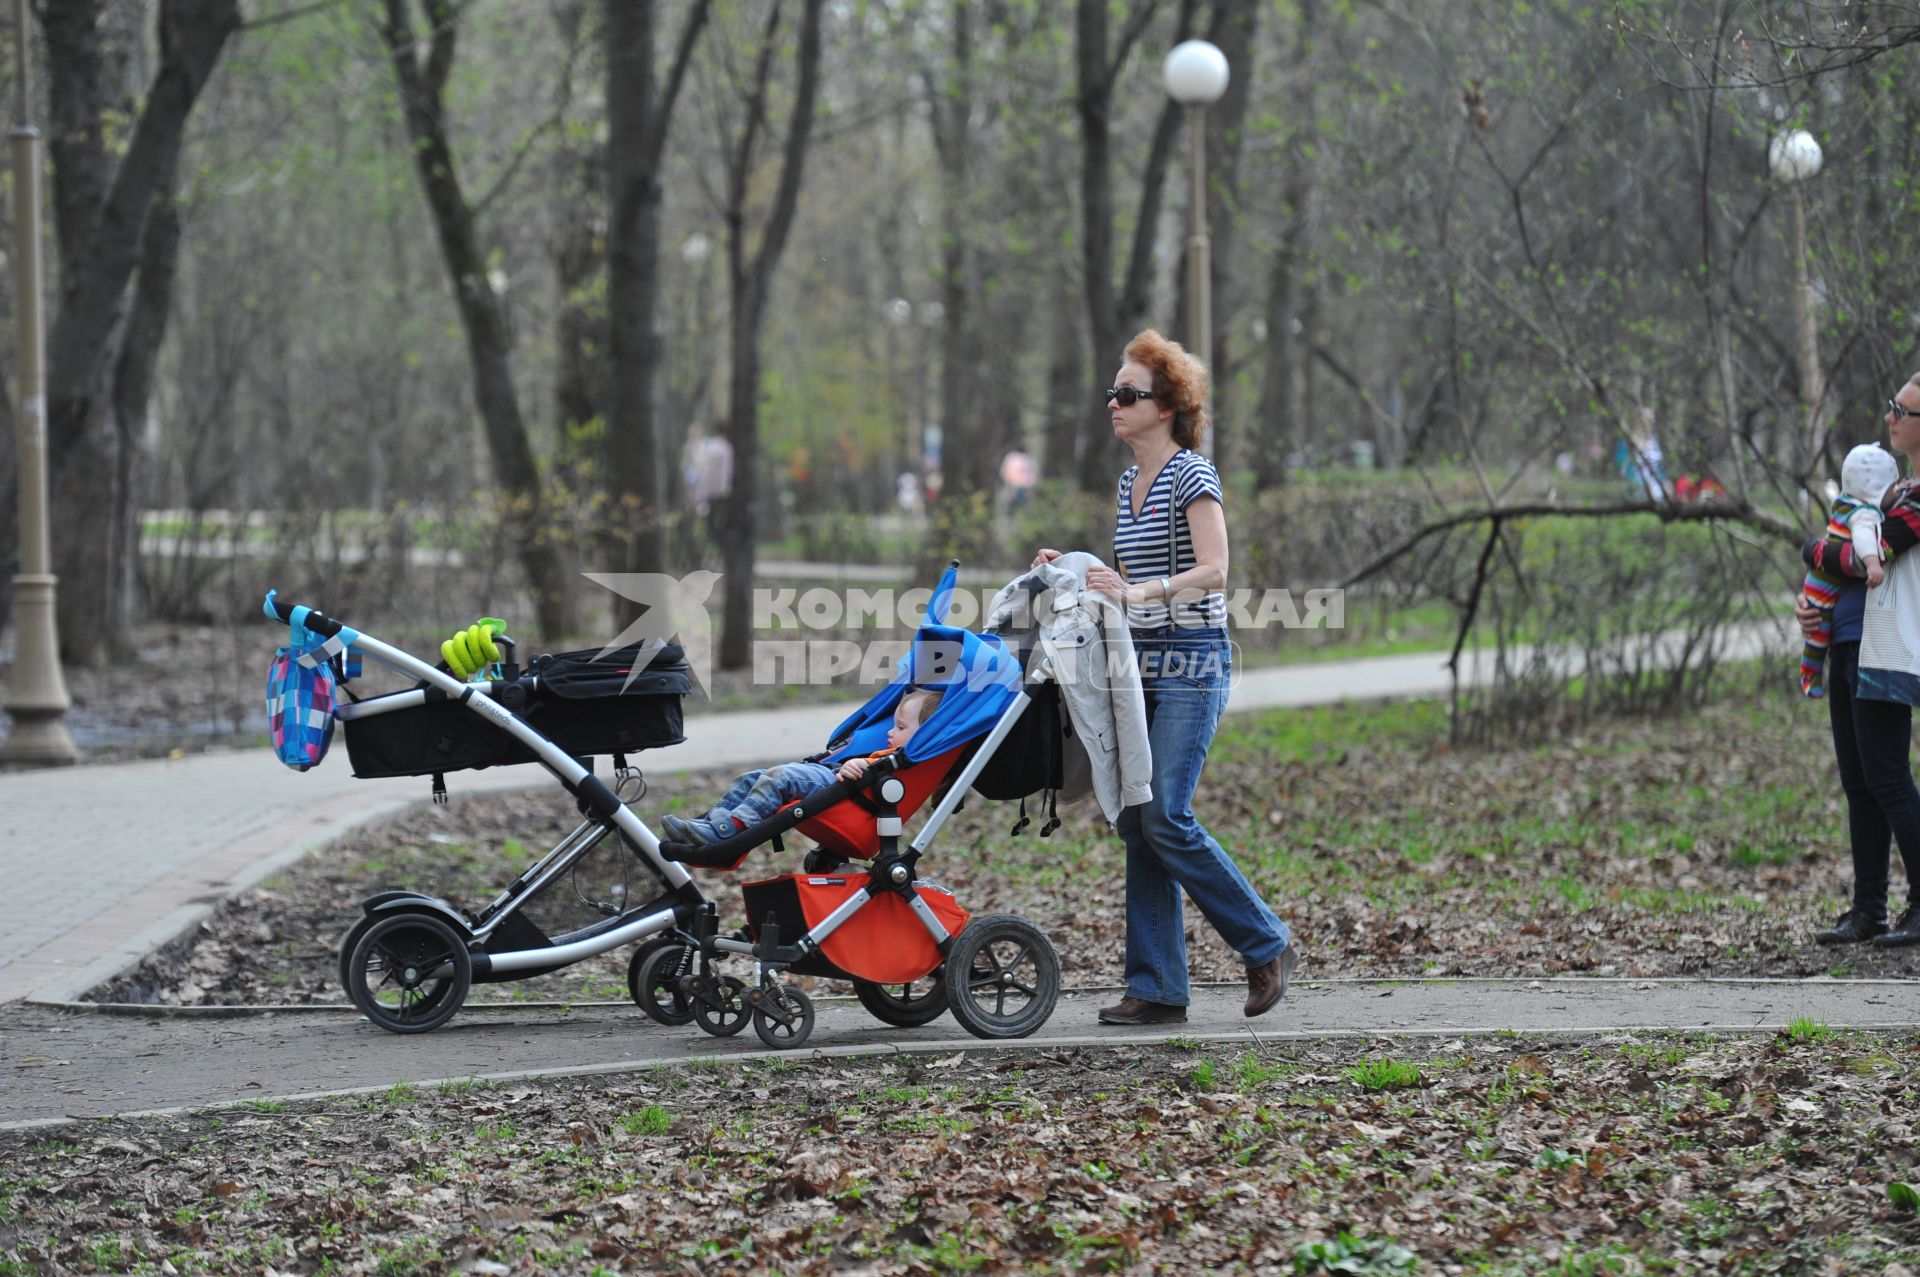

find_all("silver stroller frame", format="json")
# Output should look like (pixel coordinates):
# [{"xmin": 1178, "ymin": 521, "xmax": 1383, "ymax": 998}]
[{"xmin": 268, "ymin": 596, "xmax": 1064, "ymax": 1048}]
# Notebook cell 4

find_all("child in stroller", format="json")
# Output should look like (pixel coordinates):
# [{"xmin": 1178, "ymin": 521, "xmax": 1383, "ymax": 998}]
[{"xmin": 662, "ymin": 689, "xmax": 943, "ymax": 846}]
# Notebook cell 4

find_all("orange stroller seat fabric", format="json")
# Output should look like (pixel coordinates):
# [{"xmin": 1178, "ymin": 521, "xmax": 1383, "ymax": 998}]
[
  {"xmin": 785, "ymin": 743, "xmax": 971, "ymax": 859},
  {"xmin": 742, "ymin": 871, "xmax": 971, "ymax": 983}
]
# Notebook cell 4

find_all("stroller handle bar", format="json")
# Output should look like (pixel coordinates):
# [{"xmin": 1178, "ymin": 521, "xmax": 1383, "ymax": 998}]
[{"xmin": 264, "ymin": 591, "xmax": 348, "ymax": 639}]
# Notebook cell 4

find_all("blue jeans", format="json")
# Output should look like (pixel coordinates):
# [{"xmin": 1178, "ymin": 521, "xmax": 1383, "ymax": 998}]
[
  {"xmin": 1116, "ymin": 628, "xmax": 1290, "ymax": 1005},
  {"xmin": 688, "ymin": 761, "xmax": 839, "ymax": 841}
]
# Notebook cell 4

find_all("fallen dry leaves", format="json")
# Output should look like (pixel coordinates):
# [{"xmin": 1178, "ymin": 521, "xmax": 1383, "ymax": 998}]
[{"xmin": 5, "ymin": 1033, "xmax": 1920, "ymax": 1274}]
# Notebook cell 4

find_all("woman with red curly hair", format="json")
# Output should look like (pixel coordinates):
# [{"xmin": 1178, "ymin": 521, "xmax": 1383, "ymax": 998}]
[{"xmin": 1034, "ymin": 329, "xmax": 1296, "ymax": 1026}]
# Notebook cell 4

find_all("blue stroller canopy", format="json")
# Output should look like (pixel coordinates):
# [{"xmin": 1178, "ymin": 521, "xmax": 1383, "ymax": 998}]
[{"xmin": 823, "ymin": 565, "xmax": 1024, "ymax": 765}]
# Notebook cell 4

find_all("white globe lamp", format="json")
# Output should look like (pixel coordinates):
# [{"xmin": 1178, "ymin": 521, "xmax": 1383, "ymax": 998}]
[
  {"xmin": 1769, "ymin": 129, "xmax": 1823, "ymax": 183},
  {"xmin": 1162, "ymin": 40, "xmax": 1229, "ymax": 105}
]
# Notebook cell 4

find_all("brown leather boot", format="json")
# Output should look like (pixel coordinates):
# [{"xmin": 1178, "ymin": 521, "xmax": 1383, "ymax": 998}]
[
  {"xmin": 1097, "ymin": 996, "xmax": 1188, "ymax": 1026},
  {"xmin": 1244, "ymin": 945, "xmax": 1298, "ymax": 1017}
]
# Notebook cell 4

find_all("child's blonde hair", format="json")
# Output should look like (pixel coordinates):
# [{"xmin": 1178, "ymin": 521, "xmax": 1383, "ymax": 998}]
[{"xmin": 902, "ymin": 689, "xmax": 944, "ymax": 726}]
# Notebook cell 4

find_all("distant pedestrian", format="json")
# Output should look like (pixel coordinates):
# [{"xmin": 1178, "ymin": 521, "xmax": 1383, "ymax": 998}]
[
  {"xmin": 999, "ymin": 448, "xmax": 1038, "ymax": 511},
  {"xmin": 1615, "ymin": 407, "xmax": 1669, "ymax": 502}
]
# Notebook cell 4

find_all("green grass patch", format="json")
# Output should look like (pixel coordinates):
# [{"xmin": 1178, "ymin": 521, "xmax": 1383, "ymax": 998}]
[
  {"xmin": 1782, "ymin": 1017, "xmax": 1837, "ymax": 1045},
  {"xmin": 619, "ymin": 1105, "xmax": 671, "ymax": 1136},
  {"xmin": 1345, "ymin": 1059, "xmax": 1421, "ymax": 1092}
]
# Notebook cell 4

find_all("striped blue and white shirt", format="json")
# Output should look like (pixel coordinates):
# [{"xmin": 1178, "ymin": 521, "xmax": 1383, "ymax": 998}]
[{"xmin": 1113, "ymin": 449, "xmax": 1227, "ymax": 629}]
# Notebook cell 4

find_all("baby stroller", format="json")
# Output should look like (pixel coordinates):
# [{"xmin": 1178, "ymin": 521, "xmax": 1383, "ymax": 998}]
[
  {"xmin": 261, "ymin": 563, "xmax": 1065, "ymax": 1050},
  {"xmin": 643, "ymin": 563, "xmax": 1065, "ymax": 1048}
]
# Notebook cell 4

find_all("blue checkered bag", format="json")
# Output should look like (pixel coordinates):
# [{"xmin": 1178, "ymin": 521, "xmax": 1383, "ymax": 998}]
[{"xmin": 264, "ymin": 604, "xmax": 356, "ymax": 771}]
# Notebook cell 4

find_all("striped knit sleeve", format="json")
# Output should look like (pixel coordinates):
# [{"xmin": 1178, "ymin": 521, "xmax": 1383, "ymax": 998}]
[
  {"xmin": 1173, "ymin": 453, "xmax": 1225, "ymax": 511},
  {"xmin": 1815, "ymin": 499, "xmax": 1920, "ymax": 577}
]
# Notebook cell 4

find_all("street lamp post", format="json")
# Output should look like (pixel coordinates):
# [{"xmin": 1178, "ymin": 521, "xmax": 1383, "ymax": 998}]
[
  {"xmin": 0, "ymin": 0, "xmax": 76, "ymax": 767},
  {"xmin": 1769, "ymin": 128, "xmax": 1825, "ymax": 480},
  {"xmin": 1163, "ymin": 39, "xmax": 1229, "ymax": 458}
]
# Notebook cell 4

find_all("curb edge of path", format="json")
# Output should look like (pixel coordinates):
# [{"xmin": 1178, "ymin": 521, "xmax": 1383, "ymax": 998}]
[{"xmin": 7, "ymin": 1013, "xmax": 1917, "ymax": 1135}]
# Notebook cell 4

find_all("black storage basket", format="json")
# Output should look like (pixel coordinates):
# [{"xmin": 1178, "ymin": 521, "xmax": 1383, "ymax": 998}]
[{"xmin": 343, "ymin": 644, "xmax": 693, "ymax": 779}]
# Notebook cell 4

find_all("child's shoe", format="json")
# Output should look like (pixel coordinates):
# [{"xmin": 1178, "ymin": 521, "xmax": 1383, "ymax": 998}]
[{"xmin": 662, "ymin": 814, "xmax": 716, "ymax": 846}]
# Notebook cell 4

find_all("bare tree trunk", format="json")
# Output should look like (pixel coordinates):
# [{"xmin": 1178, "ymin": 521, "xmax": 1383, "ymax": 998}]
[
  {"xmin": 1171, "ymin": 0, "xmax": 1254, "ymax": 425},
  {"xmin": 42, "ymin": 0, "xmax": 236, "ymax": 665},
  {"xmin": 380, "ymin": 0, "xmax": 572, "ymax": 637},
  {"xmin": 1075, "ymin": 0, "xmax": 1197, "ymax": 491},
  {"xmin": 606, "ymin": 0, "xmax": 710, "ymax": 592},
  {"xmin": 928, "ymin": 1, "xmax": 985, "ymax": 497},
  {"xmin": 1042, "ymin": 286, "xmax": 1086, "ymax": 483},
  {"xmin": 551, "ymin": 1, "xmax": 603, "ymax": 465},
  {"xmin": 717, "ymin": 0, "xmax": 825, "ymax": 671},
  {"xmin": 0, "ymin": 363, "xmax": 15, "ymax": 638},
  {"xmin": 1252, "ymin": 0, "xmax": 1314, "ymax": 488}
]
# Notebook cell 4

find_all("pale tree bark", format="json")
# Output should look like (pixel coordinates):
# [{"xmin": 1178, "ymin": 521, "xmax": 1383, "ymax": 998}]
[
  {"xmin": 42, "ymin": 0, "xmax": 237, "ymax": 666},
  {"xmin": 1253, "ymin": 0, "xmax": 1316, "ymax": 487},
  {"xmin": 0, "ymin": 364, "xmax": 14, "ymax": 639},
  {"xmin": 1171, "ymin": 0, "xmax": 1254, "ymax": 461},
  {"xmin": 1075, "ymin": 0, "xmax": 1196, "ymax": 492},
  {"xmin": 716, "ymin": 0, "xmax": 825, "ymax": 671},
  {"xmin": 379, "ymin": 0, "xmax": 573, "ymax": 637},
  {"xmin": 605, "ymin": 0, "xmax": 711, "ymax": 590}
]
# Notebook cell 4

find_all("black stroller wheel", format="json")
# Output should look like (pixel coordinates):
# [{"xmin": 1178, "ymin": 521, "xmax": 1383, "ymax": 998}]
[
  {"xmin": 347, "ymin": 913, "xmax": 471, "ymax": 1035},
  {"xmin": 629, "ymin": 940, "xmax": 697, "ymax": 1026},
  {"xmin": 942, "ymin": 914, "xmax": 1060, "ymax": 1040},
  {"xmin": 692, "ymin": 975, "xmax": 751, "ymax": 1037},
  {"xmin": 752, "ymin": 985, "xmax": 816, "ymax": 1049},
  {"xmin": 852, "ymin": 973, "xmax": 949, "ymax": 1028}
]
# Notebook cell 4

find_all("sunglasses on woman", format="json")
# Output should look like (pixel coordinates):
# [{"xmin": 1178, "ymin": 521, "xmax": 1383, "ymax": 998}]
[
  {"xmin": 1891, "ymin": 398, "xmax": 1920, "ymax": 421},
  {"xmin": 1105, "ymin": 385, "xmax": 1156, "ymax": 406}
]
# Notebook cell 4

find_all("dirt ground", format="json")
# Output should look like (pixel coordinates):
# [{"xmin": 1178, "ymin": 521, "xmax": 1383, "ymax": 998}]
[{"xmin": 4, "ymin": 1031, "xmax": 1919, "ymax": 1275}]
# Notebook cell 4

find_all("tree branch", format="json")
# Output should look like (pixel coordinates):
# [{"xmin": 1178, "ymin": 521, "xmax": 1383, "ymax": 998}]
[
  {"xmin": 1108, "ymin": 0, "xmax": 1160, "ymax": 83},
  {"xmin": 238, "ymin": 0, "xmax": 346, "ymax": 33},
  {"xmin": 1448, "ymin": 522, "xmax": 1503, "ymax": 680},
  {"xmin": 640, "ymin": 0, "xmax": 712, "ymax": 177},
  {"xmin": 1341, "ymin": 500, "xmax": 1800, "ymax": 591},
  {"xmin": 472, "ymin": 24, "xmax": 586, "ymax": 219}
]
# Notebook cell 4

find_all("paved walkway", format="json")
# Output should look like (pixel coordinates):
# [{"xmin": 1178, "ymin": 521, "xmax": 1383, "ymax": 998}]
[
  {"xmin": 2, "ymin": 617, "xmax": 1860, "ymax": 1127},
  {"xmin": 4, "ymin": 976, "xmax": 1910, "ymax": 1129},
  {"xmin": 0, "ymin": 622, "xmax": 1790, "ymax": 1005}
]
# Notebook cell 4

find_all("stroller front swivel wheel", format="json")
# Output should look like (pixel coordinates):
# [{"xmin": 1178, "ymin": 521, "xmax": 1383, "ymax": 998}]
[
  {"xmin": 942, "ymin": 914, "xmax": 1060, "ymax": 1040},
  {"xmin": 751, "ymin": 985, "xmax": 816, "ymax": 1050},
  {"xmin": 346, "ymin": 913, "xmax": 472, "ymax": 1035},
  {"xmin": 629, "ymin": 940, "xmax": 697, "ymax": 1026},
  {"xmin": 691, "ymin": 974, "xmax": 751, "ymax": 1037}
]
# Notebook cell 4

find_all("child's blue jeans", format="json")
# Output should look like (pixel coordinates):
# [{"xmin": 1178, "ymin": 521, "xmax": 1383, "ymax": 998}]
[{"xmin": 689, "ymin": 761, "xmax": 840, "ymax": 840}]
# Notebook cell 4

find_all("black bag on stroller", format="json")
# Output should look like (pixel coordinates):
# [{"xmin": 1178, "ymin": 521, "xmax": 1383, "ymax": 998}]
[
  {"xmin": 968, "ymin": 679, "xmax": 1067, "ymax": 799},
  {"xmin": 343, "ymin": 644, "xmax": 693, "ymax": 778}
]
